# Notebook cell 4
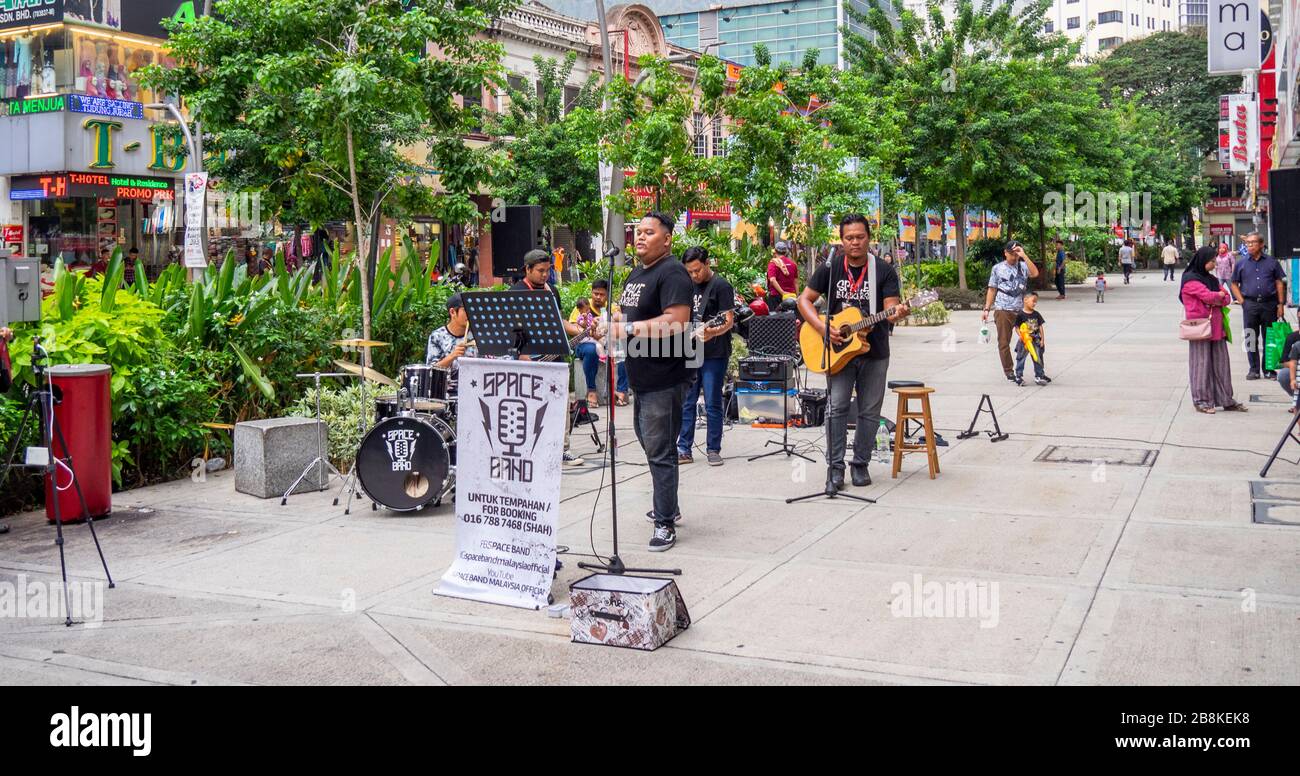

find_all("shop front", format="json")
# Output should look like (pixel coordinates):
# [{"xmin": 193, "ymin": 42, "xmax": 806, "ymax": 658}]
[{"xmin": 2, "ymin": 99, "xmax": 187, "ymax": 271}]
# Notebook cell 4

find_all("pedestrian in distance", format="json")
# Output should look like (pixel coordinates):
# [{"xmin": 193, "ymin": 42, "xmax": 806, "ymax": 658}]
[
  {"xmin": 1053, "ymin": 239, "xmax": 1067, "ymax": 299},
  {"xmin": 1095, "ymin": 273, "xmax": 1107, "ymax": 303},
  {"xmin": 1119, "ymin": 239, "xmax": 1135, "ymax": 284},
  {"xmin": 1162, "ymin": 240, "xmax": 1179, "ymax": 281},
  {"xmin": 981, "ymin": 240, "xmax": 1040, "ymax": 383}
]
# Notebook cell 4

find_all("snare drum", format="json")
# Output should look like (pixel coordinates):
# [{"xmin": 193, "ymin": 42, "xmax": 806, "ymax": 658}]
[
  {"xmin": 375, "ymin": 394, "xmax": 447, "ymax": 423},
  {"xmin": 401, "ymin": 364, "xmax": 450, "ymax": 403}
]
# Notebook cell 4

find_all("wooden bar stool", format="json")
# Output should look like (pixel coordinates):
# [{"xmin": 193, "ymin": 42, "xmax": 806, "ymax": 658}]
[{"xmin": 891, "ymin": 385, "xmax": 939, "ymax": 479}]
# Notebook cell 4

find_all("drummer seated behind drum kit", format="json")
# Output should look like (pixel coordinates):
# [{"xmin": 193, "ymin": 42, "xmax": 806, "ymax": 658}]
[{"xmin": 333, "ymin": 293, "xmax": 474, "ymax": 513}]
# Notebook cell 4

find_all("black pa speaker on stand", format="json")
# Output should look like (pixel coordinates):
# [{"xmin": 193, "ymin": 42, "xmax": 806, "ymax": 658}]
[{"xmin": 1270, "ymin": 168, "xmax": 1300, "ymax": 260}]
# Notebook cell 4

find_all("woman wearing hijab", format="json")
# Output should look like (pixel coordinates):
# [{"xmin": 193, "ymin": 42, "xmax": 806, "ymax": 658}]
[{"xmin": 1181, "ymin": 246, "xmax": 1246, "ymax": 414}]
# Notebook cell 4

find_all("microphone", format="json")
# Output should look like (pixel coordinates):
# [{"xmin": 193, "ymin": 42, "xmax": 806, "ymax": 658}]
[{"xmin": 603, "ymin": 246, "xmax": 621, "ymax": 259}]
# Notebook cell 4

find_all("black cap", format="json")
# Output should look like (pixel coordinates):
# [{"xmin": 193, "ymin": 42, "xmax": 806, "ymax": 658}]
[
  {"xmin": 447, "ymin": 293, "xmax": 463, "ymax": 310},
  {"xmin": 1005, "ymin": 240, "xmax": 1022, "ymax": 252},
  {"xmin": 523, "ymin": 249, "xmax": 550, "ymax": 268}
]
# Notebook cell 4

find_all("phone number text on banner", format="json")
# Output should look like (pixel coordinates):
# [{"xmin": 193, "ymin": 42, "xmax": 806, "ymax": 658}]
[{"xmin": 435, "ymin": 358, "xmax": 567, "ymax": 609}]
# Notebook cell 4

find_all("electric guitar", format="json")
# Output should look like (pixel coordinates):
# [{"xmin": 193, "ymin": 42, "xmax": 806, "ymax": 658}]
[
  {"xmin": 691, "ymin": 305, "xmax": 753, "ymax": 342},
  {"xmin": 800, "ymin": 289, "xmax": 939, "ymax": 374}
]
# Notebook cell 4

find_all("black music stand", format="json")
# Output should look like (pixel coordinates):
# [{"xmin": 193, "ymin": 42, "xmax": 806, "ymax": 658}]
[{"xmin": 461, "ymin": 290, "xmax": 571, "ymax": 359}]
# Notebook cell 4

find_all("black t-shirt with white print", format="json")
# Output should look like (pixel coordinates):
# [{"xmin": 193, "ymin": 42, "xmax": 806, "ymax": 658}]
[
  {"xmin": 692, "ymin": 272, "xmax": 735, "ymax": 362},
  {"xmin": 619, "ymin": 254, "xmax": 696, "ymax": 392},
  {"xmin": 806, "ymin": 255, "xmax": 901, "ymax": 361}
]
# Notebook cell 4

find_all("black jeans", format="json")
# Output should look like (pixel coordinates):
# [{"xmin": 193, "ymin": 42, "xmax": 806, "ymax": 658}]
[
  {"xmin": 826, "ymin": 355, "xmax": 889, "ymax": 473},
  {"xmin": 1121, "ymin": 264, "xmax": 1132, "ymax": 283},
  {"xmin": 1054, "ymin": 268, "xmax": 1066, "ymax": 297},
  {"xmin": 1243, "ymin": 298, "xmax": 1279, "ymax": 373},
  {"xmin": 1163, "ymin": 265, "xmax": 1176, "ymax": 280},
  {"xmin": 633, "ymin": 382, "xmax": 687, "ymax": 527}
]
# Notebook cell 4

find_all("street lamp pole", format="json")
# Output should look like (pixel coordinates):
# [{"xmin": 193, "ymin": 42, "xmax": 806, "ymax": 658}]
[{"xmin": 147, "ymin": 101, "xmax": 205, "ymax": 280}]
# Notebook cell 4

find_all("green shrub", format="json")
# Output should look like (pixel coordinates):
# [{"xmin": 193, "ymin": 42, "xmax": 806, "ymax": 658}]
[
  {"xmin": 288, "ymin": 384, "xmax": 372, "ymax": 470},
  {"xmin": 935, "ymin": 286, "xmax": 984, "ymax": 309},
  {"xmin": 904, "ymin": 299, "xmax": 951, "ymax": 326},
  {"xmin": 1065, "ymin": 260, "xmax": 1088, "ymax": 285}
]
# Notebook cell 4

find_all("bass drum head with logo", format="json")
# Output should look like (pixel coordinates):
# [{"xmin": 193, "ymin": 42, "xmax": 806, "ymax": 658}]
[{"xmin": 356, "ymin": 414, "xmax": 454, "ymax": 512}]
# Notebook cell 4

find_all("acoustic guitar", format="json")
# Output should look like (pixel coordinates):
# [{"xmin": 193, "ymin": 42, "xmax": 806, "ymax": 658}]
[{"xmin": 800, "ymin": 289, "xmax": 939, "ymax": 374}]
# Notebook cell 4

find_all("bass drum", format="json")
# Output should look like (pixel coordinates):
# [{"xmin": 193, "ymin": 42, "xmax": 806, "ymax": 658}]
[{"xmin": 356, "ymin": 413, "xmax": 456, "ymax": 512}]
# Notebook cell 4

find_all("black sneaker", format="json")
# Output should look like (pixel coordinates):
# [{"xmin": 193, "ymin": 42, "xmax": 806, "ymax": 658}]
[
  {"xmin": 648, "ymin": 524, "xmax": 676, "ymax": 552},
  {"xmin": 1005, "ymin": 373, "xmax": 1017, "ymax": 383},
  {"xmin": 851, "ymin": 463, "xmax": 871, "ymax": 487},
  {"xmin": 1041, "ymin": 375, "xmax": 1052, "ymax": 383},
  {"xmin": 1265, "ymin": 370, "xmax": 1278, "ymax": 379},
  {"xmin": 1034, "ymin": 376, "xmax": 1048, "ymax": 386},
  {"xmin": 1013, "ymin": 375, "xmax": 1025, "ymax": 386},
  {"xmin": 644, "ymin": 510, "xmax": 683, "ymax": 525},
  {"xmin": 1247, "ymin": 371, "xmax": 1261, "ymax": 380}
]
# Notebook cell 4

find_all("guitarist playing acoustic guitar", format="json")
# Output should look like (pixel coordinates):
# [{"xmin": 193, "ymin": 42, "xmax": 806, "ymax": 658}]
[{"xmin": 797, "ymin": 213, "xmax": 911, "ymax": 495}]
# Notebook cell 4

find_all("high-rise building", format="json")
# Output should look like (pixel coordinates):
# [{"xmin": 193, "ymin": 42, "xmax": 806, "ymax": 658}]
[
  {"xmin": 1179, "ymin": 0, "xmax": 1208, "ymax": 28},
  {"xmin": 538, "ymin": 1, "xmax": 886, "ymax": 69},
  {"xmin": 1041, "ymin": 0, "xmax": 1183, "ymax": 56}
]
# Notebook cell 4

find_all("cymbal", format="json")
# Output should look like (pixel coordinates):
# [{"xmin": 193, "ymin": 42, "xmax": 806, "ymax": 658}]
[
  {"xmin": 333, "ymin": 359, "xmax": 398, "ymax": 387},
  {"xmin": 332, "ymin": 338, "xmax": 389, "ymax": 348}
]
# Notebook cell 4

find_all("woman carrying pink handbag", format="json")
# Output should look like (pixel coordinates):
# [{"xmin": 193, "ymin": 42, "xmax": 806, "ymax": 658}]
[{"xmin": 1180, "ymin": 246, "xmax": 1246, "ymax": 414}]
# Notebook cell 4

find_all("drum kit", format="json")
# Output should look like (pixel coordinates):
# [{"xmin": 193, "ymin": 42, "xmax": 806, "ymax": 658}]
[{"xmin": 305, "ymin": 339, "xmax": 463, "ymax": 514}]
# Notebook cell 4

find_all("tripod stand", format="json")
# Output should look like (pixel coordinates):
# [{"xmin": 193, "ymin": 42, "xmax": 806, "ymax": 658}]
[
  {"xmin": 569, "ymin": 398, "xmax": 605, "ymax": 454},
  {"xmin": 578, "ymin": 251, "xmax": 680, "ymax": 577},
  {"xmin": 282, "ymin": 371, "xmax": 350, "ymax": 505},
  {"xmin": 787, "ymin": 250, "xmax": 875, "ymax": 506},
  {"xmin": 0, "ymin": 338, "xmax": 114, "ymax": 626},
  {"xmin": 748, "ymin": 361, "xmax": 812, "ymax": 463}
]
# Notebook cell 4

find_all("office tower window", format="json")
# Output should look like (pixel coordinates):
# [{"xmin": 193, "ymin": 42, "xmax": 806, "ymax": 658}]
[{"xmin": 1068, "ymin": 16, "xmax": 1081, "ymax": 28}]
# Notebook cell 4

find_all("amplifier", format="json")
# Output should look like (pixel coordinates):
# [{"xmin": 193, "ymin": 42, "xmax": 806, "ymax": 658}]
[{"xmin": 739, "ymin": 356, "xmax": 793, "ymax": 382}]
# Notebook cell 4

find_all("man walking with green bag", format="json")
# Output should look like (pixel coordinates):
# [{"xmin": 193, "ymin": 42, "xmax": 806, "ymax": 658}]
[{"xmin": 1230, "ymin": 233, "xmax": 1287, "ymax": 380}]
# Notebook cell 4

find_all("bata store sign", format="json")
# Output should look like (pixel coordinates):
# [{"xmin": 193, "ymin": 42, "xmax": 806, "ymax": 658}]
[{"xmin": 9, "ymin": 172, "xmax": 176, "ymax": 201}]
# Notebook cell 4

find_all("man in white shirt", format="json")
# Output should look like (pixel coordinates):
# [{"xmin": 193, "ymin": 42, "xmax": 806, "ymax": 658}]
[{"xmin": 1161, "ymin": 241, "xmax": 1179, "ymax": 281}]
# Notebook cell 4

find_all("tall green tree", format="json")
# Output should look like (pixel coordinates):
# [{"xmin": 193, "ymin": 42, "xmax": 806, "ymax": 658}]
[
  {"xmin": 1096, "ymin": 30, "xmax": 1239, "ymax": 156},
  {"xmin": 145, "ymin": 0, "xmax": 512, "ymax": 348},
  {"xmin": 603, "ymin": 54, "xmax": 727, "ymax": 219},
  {"xmin": 485, "ymin": 52, "xmax": 605, "ymax": 252},
  {"xmin": 845, "ymin": 0, "xmax": 1095, "ymax": 288}
]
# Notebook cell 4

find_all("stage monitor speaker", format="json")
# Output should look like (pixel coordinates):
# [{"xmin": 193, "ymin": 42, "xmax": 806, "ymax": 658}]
[
  {"xmin": 746, "ymin": 312, "xmax": 801, "ymax": 361},
  {"xmin": 1271, "ymin": 168, "xmax": 1300, "ymax": 259},
  {"xmin": 493, "ymin": 205, "xmax": 544, "ymax": 277}
]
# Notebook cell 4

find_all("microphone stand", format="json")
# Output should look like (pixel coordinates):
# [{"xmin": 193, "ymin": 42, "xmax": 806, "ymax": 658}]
[
  {"xmin": 787, "ymin": 247, "xmax": 874, "ymax": 505},
  {"xmin": 579, "ymin": 248, "xmax": 681, "ymax": 576}
]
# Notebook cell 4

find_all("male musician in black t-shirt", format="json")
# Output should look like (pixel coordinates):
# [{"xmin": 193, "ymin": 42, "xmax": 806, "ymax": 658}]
[
  {"xmin": 612, "ymin": 212, "xmax": 695, "ymax": 552},
  {"xmin": 797, "ymin": 213, "xmax": 910, "ymax": 496},
  {"xmin": 676, "ymin": 246, "xmax": 734, "ymax": 466}
]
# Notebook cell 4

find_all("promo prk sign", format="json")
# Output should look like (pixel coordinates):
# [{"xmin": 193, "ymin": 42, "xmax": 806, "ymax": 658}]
[{"xmin": 436, "ymin": 358, "xmax": 566, "ymax": 609}]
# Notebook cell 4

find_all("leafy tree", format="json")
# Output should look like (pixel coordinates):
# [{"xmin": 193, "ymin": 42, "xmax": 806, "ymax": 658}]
[
  {"xmin": 845, "ymin": 0, "xmax": 1101, "ymax": 288},
  {"xmin": 143, "ymin": 0, "xmax": 512, "ymax": 349},
  {"xmin": 1096, "ymin": 30, "xmax": 1239, "ymax": 156},
  {"xmin": 485, "ymin": 52, "xmax": 605, "ymax": 250},
  {"xmin": 603, "ymin": 54, "xmax": 727, "ymax": 218}
]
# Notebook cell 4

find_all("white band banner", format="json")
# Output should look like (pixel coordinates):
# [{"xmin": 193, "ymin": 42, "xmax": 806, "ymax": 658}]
[
  {"xmin": 183, "ymin": 172, "xmax": 208, "ymax": 268},
  {"xmin": 435, "ymin": 358, "xmax": 567, "ymax": 609}
]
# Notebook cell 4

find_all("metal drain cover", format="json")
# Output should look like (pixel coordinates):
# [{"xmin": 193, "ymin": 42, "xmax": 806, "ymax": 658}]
[
  {"xmin": 1249, "ymin": 394, "xmax": 1292, "ymax": 405},
  {"xmin": 1253, "ymin": 501, "xmax": 1300, "ymax": 526},
  {"xmin": 1250, "ymin": 480, "xmax": 1300, "ymax": 502},
  {"xmin": 1034, "ymin": 445, "xmax": 1158, "ymax": 467}
]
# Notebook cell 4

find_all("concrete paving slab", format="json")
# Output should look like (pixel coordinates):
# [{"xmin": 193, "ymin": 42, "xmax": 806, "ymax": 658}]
[
  {"xmin": 1104, "ymin": 521, "xmax": 1300, "ymax": 598},
  {"xmin": 680, "ymin": 560, "xmax": 1089, "ymax": 684},
  {"xmin": 803, "ymin": 507, "xmax": 1121, "ymax": 584},
  {"xmin": 1059, "ymin": 589, "xmax": 1300, "ymax": 685}
]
